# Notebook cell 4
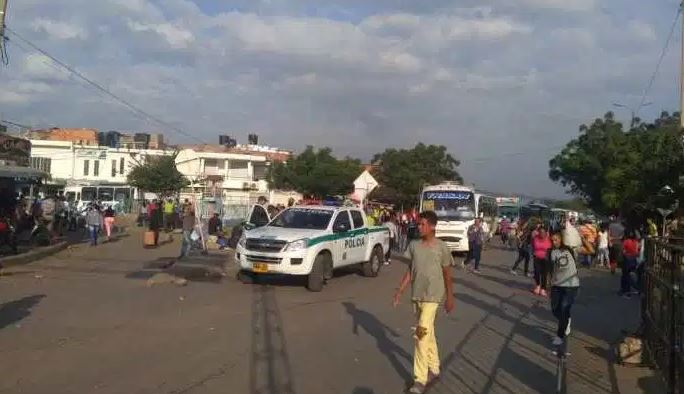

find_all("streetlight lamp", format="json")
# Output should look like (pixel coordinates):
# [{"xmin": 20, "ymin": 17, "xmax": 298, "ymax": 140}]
[{"xmin": 612, "ymin": 102, "xmax": 653, "ymax": 128}]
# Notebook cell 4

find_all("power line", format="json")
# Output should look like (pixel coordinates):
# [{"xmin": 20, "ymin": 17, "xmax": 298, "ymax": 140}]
[
  {"xmin": 635, "ymin": 2, "xmax": 682, "ymax": 118},
  {"xmin": 0, "ymin": 119, "xmax": 31, "ymax": 129},
  {"xmin": 5, "ymin": 27, "xmax": 205, "ymax": 144}
]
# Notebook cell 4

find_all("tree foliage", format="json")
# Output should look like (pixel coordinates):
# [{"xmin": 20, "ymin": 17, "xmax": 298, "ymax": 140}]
[
  {"xmin": 549, "ymin": 111, "xmax": 684, "ymax": 215},
  {"xmin": 127, "ymin": 154, "xmax": 189, "ymax": 196},
  {"xmin": 371, "ymin": 143, "xmax": 462, "ymax": 207},
  {"xmin": 268, "ymin": 146, "xmax": 361, "ymax": 198}
]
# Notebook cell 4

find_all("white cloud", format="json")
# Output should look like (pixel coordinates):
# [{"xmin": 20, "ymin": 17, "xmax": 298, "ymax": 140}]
[
  {"xmin": 2, "ymin": 0, "xmax": 678, "ymax": 197},
  {"xmin": 127, "ymin": 20, "xmax": 195, "ymax": 49},
  {"xmin": 30, "ymin": 18, "xmax": 88, "ymax": 40}
]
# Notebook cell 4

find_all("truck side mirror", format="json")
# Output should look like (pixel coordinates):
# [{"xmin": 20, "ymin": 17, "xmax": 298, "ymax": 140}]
[{"xmin": 244, "ymin": 222, "xmax": 256, "ymax": 231}]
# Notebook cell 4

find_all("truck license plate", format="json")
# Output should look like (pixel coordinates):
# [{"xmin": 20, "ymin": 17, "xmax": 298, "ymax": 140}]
[{"xmin": 252, "ymin": 263, "xmax": 268, "ymax": 273}]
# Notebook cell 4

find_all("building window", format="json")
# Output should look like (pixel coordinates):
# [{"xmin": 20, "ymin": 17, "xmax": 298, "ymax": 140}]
[
  {"xmin": 112, "ymin": 160, "xmax": 117, "ymax": 177},
  {"xmin": 120, "ymin": 158, "xmax": 125, "ymax": 175},
  {"xmin": 83, "ymin": 160, "xmax": 90, "ymax": 176},
  {"xmin": 94, "ymin": 160, "xmax": 100, "ymax": 176},
  {"xmin": 30, "ymin": 157, "xmax": 52, "ymax": 173}
]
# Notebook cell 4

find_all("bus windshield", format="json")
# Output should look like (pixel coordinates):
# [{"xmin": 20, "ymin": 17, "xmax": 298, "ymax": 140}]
[
  {"xmin": 499, "ymin": 205, "xmax": 519, "ymax": 219},
  {"xmin": 81, "ymin": 187, "xmax": 97, "ymax": 201},
  {"xmin": 422, "ymin": 191, "xmax": 475, "ymax": 221},
  {"xmin": 98, "ymin": 187, "xmax": 114, "ymax": 201}
]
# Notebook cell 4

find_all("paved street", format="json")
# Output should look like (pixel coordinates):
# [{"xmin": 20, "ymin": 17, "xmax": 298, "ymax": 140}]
[{"xmin": 0, "ymin": 230, "xmax": 663, "ymax": 394}]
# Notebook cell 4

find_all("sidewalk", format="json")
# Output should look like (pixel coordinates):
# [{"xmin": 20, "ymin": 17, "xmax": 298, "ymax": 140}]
[{"xmin": 425, "ymin": 245, "xmax": 664, "ymax": 394}]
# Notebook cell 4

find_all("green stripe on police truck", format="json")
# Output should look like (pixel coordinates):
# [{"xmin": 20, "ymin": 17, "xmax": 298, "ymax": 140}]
[{"xmin": 307, "ymin": 227, "xmax": 388, "ymax": 247}]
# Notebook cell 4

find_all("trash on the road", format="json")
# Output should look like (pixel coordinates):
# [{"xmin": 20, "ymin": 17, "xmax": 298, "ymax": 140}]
[
  {"xmin": 34, "ymin": 274, "xmax": 44, "ymax": 279},
  {"xmin": 209, "ymin": 327, "xmax": 215, "ymax": 331},
  {"xmin": 146, "ymin": 273, "xmax": 188, "ymax": 287},
  {"xmin": 179, "ymin": 296, "xmax": 185, "ymax": 301}
]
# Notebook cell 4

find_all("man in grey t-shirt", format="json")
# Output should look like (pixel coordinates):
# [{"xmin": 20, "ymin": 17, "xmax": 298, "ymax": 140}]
[{"xmin": 393, "ymin": 211, "xmax": 454, "ymax": 394}]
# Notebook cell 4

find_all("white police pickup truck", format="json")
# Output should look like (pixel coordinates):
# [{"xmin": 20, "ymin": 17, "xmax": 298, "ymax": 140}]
[{"xmin": 235, "ymin": 205, "xmax": 390, "ymax": 292}]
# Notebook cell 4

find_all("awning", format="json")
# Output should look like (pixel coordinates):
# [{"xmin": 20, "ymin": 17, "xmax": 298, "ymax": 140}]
[{"xmin": 0, "ymin": 165, "xmax": 48, "ymax": 180}]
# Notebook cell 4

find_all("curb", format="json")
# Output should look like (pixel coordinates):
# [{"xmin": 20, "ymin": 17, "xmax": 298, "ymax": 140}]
[
  {"xmin": 0, "ymin": 226, "xmax": 129, "ymax": 269},
  {"xmin": 0, "ymin": 241, "xmax": 69, "ymax": 269}
]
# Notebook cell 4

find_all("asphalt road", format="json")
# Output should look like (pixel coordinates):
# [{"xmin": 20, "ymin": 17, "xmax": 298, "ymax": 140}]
[{"xmin": 0, "ymin": 231, "xmax": 661, "ymax": 394}]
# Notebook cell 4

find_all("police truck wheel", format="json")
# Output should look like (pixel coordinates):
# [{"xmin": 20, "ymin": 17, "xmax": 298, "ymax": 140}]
[
  {"xmin": 307, "ymin": 254, "xmax": 327, "ymax": 292},
  {"xmin": 362, "ymin": 246, "xmax": 383, "ymax": 278}
]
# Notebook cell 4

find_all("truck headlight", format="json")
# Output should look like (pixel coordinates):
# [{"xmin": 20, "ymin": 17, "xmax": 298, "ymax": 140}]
[
  {"xmin": 283, "ymin": 239, "xmax": 308, "ymax": 252},
  {"xmin": 238, "ymin": 234, "xmax": 246, "ymax": 248}
]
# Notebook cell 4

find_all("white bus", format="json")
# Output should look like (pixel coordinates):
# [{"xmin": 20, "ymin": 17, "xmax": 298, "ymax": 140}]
[
  {"xmin": 64, "ymin": 184, "xmax": 134, "ymax": 212},
  {"xmin": 419, "ymin": 182, "xmax": 476, "ymax": 252}
]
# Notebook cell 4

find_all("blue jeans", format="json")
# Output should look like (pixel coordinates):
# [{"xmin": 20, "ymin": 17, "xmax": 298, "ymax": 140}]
[
  {"xmin": 621, "ymin": 257, "xmax": 638, "ymax": 294},
  {"xmin": 551, "ymin": 286, "xmax": 579, "ymax": 338},
  {"xmin": 467, "ymin": 242, "xmax": 482, "ymax": 270},
  {"xmin": 88, "ymin": 225, "xmax": 99, "ymax": 245},
  {"xmin": 180, "ymin": 230, "xmax": 192, "ymax": 257}
]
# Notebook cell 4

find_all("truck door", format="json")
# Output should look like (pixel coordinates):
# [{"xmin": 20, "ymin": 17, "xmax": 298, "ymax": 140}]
[
  {"xmin": 349, "ymin": 209, "xmax": 368, "ymax": 263},
  {"xmin": 247, "ymin": 204, "xmax": 271, "ymax": 228},
  {"xmin": 331, "ymin": 210, "xmax": 352, "ymax": 267}
]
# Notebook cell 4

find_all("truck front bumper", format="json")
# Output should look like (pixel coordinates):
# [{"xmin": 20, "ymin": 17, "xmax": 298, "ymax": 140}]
[{"xmin": 235, "ymin": 246, "xmax": 312, "ymax": 275}]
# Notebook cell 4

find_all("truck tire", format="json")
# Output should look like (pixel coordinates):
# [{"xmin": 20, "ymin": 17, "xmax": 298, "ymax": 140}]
[
  {"xmin": 307, "ymin": 254, "xmax": 328, "ymax": 292},
  {"xmin": 362, "ymin": 246, "xmax": 383, "ymax": 278}
]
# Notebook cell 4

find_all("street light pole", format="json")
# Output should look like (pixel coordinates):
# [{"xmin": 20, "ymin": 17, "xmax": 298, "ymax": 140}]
[{"xmin": 613, "ymin": 102, "xmax": 652, "ymax": 128}]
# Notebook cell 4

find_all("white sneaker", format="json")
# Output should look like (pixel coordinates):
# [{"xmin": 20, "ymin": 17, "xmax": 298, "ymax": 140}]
[
  {"xmin": 565, "ymin": 318, "xmax": 571, "ymax": 336},
  {"xmin": 510, "ymin": 269, "xmax": 518, "ymax": 276},
  {"xmin": 552, "ymin": 336, "xmax": 564, "ymax": 346}
]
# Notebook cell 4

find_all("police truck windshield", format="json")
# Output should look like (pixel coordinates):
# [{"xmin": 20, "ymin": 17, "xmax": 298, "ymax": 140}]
[
  {"xmin": 269, "ymin": 208, "xmax": 334, "ymax": 230},
  {"xmin": 422, "ymin": 191, "xmax": 475, "ymax": 221}
]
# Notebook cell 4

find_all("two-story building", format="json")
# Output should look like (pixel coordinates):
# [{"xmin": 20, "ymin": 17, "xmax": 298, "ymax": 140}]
[
  {"xmin": 175, "ymin": 144, "xmax": 291, "ymax": 204},
  {"xmin": 29, "ymin": 139, "xmax": 173, "ymax": 207}
]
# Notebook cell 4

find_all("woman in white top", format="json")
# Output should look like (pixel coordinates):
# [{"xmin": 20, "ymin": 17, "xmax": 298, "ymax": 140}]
[{"xmin": 597, "ymin": 223, "xmax": 609, "ymax": 268}]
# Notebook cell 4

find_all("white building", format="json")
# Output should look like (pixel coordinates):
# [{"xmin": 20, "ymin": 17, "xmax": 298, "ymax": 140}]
[
  {"xmin": 29, "ymin": 139, "xmax": 173, "ymax": 204},
  {"xmin": 175, "ymin": 145, "xmax": 290, "ymax": 203}
]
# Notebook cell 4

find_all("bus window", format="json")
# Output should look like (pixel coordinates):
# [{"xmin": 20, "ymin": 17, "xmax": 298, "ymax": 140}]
[
  {"xmin": 82, "ymin": 187, "xmax": 97, "ymax": 201},
  {"xmin": 114, "ymin": 188, "xmax": 131, "ymax": 201},
  {"xmin": 98, "ymin": 187, "xmax": 114, "ymax": 201}
]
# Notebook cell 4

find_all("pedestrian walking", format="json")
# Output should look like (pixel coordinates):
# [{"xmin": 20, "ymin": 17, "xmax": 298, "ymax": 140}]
[
  {"xmin": 179, "ymin": 209, "xmax": 196, "ymax": 259},
  {"xmin": 382, "ymin": 214, "xmax": 398, "ymax": 265},
  {"xmin": 532, "ymin": 227, "xmax": 552, "ymax": 297},
  {"xmin": 148, "ymin": 200, "xmax": 162, "ymax": 246},
  {"xmin": 597, "ymin": 223, "xmax": 609, "ymax": 268},
  {"xmin": 464, "ymin": 218, "xmax": 485, "ymax": 274},
  {"xmin": 163, "ymin": 199, "xmax": 175, "ymax": 231},
  {"xmin": 85, "ymin": 204, "xmax": 103, "ymax": 246},
  {"xmin": 548, "ymin": 232, "xmax": 580, "ymax": 346},
  {"xmin": 608, "ymin": 216, "xmax": 625, "ymax": 275},
  {"xmin": 619, "ymin": 230, "xmax": 640, "ymax": 298},
  {"xmin": 511, "ymin": 225, "xmax": 531, "ymax": 276},
  {"xmin": 103, "ymin": 205, "xmax": 116, "ymax": 241},
  {"xmin": 393, "ymin": 211, "xmax": 454, "ymax": 394}
]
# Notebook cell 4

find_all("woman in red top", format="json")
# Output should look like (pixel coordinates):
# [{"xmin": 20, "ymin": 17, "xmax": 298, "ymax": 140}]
[
  {"xmin": 620, "ymin": 231, "xmax": 640, "ymax": 298},
  {"xmin": 531, "ymin": 227, "xmax": 553, "ymax": 297}
]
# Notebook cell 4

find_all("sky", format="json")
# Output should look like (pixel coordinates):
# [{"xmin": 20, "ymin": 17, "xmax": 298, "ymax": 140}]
[{"xmin": 0, "ymin": 0, "xmax": 682, "ymax": 198}]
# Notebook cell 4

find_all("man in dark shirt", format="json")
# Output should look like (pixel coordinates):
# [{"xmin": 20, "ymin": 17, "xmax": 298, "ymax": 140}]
[
  {"xmin": 208, "ymin": 213, "xmax": 222, "ymax": 235},
  {"xmin": 179, "ymin": 210, "xmax": 196, "ymax": 259}
]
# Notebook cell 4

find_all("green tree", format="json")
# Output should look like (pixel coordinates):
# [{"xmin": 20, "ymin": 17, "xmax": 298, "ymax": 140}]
[
  {"xmin": 549, "ymin": 111, "xmax": 684, "ymax": 215},
  {"xmin": 268, "ymin": 146, "xmax": 361, "ymax": 198},
  {"xmin": 371, "ymin": 143, "xmax": 462, "ymax": 207},
  {"xmin": 127, "ymin": 154, "xmax": 189, "ymax": 197}
]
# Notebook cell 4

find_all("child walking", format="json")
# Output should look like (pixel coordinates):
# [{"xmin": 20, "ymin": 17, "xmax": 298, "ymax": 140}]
[{"xmin": 548, "ymin": 232, "xmax": 580, "ymax": 346}]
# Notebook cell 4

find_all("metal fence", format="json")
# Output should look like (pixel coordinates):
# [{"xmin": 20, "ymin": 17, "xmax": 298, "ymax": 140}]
[{"xmin": 642, "ymin": 238, "xmax": 684, "ymax": 394}]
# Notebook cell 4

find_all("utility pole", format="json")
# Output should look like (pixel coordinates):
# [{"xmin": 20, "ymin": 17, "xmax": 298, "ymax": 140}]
[
  {"xmin": 681, "ymin": 0, "xmax": 684, "ymax": 129},
  {"xmin": 0, "ymin": 0, "xmax": 7, "ymax": 38}
]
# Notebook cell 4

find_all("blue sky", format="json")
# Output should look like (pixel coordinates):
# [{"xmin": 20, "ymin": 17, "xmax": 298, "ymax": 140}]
[{"xmin": 0, "ymin": 0, "xmax": 682, "ymax": 198}]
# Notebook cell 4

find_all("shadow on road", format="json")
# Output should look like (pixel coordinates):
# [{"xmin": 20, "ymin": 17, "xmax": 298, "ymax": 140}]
[
  {"xmin": 250, "ymin": 285, "xmax": 297, "ymax": 394},
  {"xmin": 342, "ymin": 302, "xmax": 412, "ymax": 383},
  {"xmin": 0, "ymin": 294, "xmax": 46, "ymax": 330}
]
